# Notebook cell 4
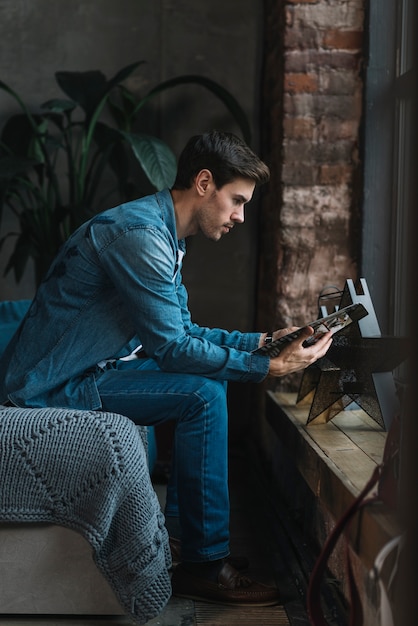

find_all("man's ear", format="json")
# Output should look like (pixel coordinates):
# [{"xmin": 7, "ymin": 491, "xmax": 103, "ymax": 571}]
[{"xmin": 195, "ymin": 169, "xmax": 213, "ymax": 196}]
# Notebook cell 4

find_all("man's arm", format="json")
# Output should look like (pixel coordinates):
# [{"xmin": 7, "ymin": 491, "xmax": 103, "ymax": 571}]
[{"xmin": 99, "ymin": 227, "xmax": 269, "ymax": 383}]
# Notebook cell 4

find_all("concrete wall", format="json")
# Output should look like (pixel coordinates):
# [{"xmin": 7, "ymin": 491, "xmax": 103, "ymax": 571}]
[{"xmin": 0, "ymin": 0, "xmax": 263, "ymax": 331}]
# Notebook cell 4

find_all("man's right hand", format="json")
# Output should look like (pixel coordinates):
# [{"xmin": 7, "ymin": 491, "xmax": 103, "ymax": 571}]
[{"xmin": 267, "ymin": 326, "xmax": 332, "ymax": 377}]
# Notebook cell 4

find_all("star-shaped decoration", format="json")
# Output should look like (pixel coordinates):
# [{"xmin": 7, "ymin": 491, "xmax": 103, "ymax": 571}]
[
  {"xmin": 296, "ymin": 278, "xmax": 410, "ymax": 430},
  {"xmin": 298, "ymin": 334, "xmax": 410, "ymax": 429}
]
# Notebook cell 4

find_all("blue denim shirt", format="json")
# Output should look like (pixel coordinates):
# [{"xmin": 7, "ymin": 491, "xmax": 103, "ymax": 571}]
[{"xmin": 0, "ymin": 189, "xmax": 270, "ymax": 409}]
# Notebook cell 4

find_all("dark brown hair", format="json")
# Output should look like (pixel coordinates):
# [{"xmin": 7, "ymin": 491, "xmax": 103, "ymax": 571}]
[{"xmin": 172, "ymin": 130, "xmax": 270, "ymax": 190}]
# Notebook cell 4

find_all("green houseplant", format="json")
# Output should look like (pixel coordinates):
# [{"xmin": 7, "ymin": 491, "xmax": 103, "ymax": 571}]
[{"xmin": 0, "ymin": 61, "xmax": 251, "ymax": 285}]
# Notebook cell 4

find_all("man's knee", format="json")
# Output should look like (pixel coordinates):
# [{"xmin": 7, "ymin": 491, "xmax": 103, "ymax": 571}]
[{"xmin": 192, "ymin": 378, "xmax": 227, "ymax": 407}]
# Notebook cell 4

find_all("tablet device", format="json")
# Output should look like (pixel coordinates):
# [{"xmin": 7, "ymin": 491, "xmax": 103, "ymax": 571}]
[{"xmin": 253, "ymin": 302, "xmax": 368, "ymax": 357}]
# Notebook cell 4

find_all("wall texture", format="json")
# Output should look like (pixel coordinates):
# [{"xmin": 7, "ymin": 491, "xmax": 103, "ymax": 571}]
[{"xmin": 0, "ymin": 0, "xmax": 263, "ymax": 332}]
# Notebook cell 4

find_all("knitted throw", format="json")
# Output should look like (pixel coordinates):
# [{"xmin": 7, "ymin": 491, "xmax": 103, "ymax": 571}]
[{"xmin": 0, "ymin": 405, "xmax": 172, "ymax": 624}]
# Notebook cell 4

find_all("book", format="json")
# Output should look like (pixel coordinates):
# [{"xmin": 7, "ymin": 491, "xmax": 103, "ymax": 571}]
[{"xmin": 253, "ymin": 302, "xmax": 369, "ymax": 357}]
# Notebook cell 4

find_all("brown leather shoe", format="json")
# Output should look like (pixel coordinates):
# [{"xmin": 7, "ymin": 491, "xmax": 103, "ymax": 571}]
[
  {"xmin": 171, "ymin": 561, "xmax": 281, "ymax": 606},
  {"xmin": 169, "ymin": 537, "xmax": 249, "ymax": 571}
]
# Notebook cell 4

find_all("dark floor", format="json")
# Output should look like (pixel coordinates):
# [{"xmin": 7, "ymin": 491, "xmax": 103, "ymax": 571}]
[
  {"xmin": 0, "ymin": 444, "xmax": 312, "ymax": 626},
  {"xmin": 150, "ymin": 441, "xmax": 311, "ymax": 625}
]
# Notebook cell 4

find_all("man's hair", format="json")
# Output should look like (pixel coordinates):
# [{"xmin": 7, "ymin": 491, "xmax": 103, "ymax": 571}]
[{"xmin": 172, "ymin": 130, "xmax": 270, "ymax": 190}]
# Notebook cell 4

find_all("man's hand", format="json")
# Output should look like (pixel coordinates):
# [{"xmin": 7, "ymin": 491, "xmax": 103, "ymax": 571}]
[
  {"xmin": 259, "ymin": 327, "xmax": 298, "ymax": 347},
  {"xmin": 267, "ymin": 326, "xmax": 332, "ymax": 377}
]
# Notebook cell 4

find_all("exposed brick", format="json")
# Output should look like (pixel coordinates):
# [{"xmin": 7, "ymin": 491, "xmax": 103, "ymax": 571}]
[
  {"xmin": 282, "ymin": 162, "xmax": 318, "ymax": 185},
  {"xmin": 286, "ymin": 0, "xmax": 319, "ymax": 4},
  {"xmin": 285, "ymin": 6, "xmax": 294, "ymax": 28},
  {"xmin": 284, "ymin": 93, "xmax": 361, "ymax": 119},
  {"xmin": 318, "ymin": 140, "xmax": 355, "ymax": 163},
  {"xmin": 283, "ymin": 116, "xmax": 360, "ymax": 143},
  {"xmin": 285, "ymin": 50, "xmax": 361, "ymax": 72},
  {"xmin": 284, "ymin": 25, "xmax": 319, "ymax": 50},
  {"xmin": 307, "ymin": 247, "xmax": 357, "ymax": 294},
  {"xmin": 283, "ymin": 117, "xmax": 316, "ymax": 140},
  {"xmin": 283, "ymin": 184, "xmax": 351, "ymax": 214},
  {"xmin": 284, "ymin": 72, "xmax": 318, "ymax": 94},
  {"xmin": 318, "ymin": 164, "xmax": 354, "ymax": 185},
  {"xmin": 283, "ymin": 93, "xmax": 312, "ymax": 117},
  {"xmin": 280, "ymin": 205, "xmax": 316, "ymax": 230},
  {"xmin": 323, "ymin": 29, "xmax": 363, "ymax": 50},
  {"xmin": 284, "ymin": 139, "xmax": 355, "ymax": 166},
  {"xmin": 293, "ymin": 5, "xmax": 364, "ymax": 30},
  {"xmin": 318, "ymin": 69, "xmax": 361, "ymax": 95},
  {"xmin": 258, "ymin": 0, "xmax": 364, "ymax": 380},
  {"xmin": 283, "ymin": 139, "xmax": 314, "ymax": 162},
  {"xmin": 316, "ymin": 118, "xmax": 360, "ymax": 141}
]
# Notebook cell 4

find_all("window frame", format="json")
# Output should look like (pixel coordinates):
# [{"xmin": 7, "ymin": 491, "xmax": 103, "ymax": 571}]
[{"xmin": 361, "ymin": 0, "xmax": 414, "ymax": 347}]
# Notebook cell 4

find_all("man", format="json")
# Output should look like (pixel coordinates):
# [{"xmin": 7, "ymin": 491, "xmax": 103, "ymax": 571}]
[{"xmin": 0, "ymin": 130, "xmax": 332, "ymax": 606}]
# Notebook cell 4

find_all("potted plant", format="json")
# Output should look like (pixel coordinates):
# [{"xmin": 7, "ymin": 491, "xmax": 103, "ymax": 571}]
[{"xmin": 0, "ymin": 61, "xmax": 250, "ymax": 285}]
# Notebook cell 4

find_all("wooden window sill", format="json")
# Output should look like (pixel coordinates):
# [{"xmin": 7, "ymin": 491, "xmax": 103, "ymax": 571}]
[{"xmin": 265, "ymin": 391, "xmax": 400, "ymax": 569}]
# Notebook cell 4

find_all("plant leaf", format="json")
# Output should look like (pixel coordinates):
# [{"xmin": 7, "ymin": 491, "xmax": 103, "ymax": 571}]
[
  {"xmin": 90, "ymin": 122, "xmax": 131, "ymax": 197},
  {"xmin": 3, "ymin": 231, "xmax": 33, "ymax": 283},
  {"xmin": 1, "ymin": 114, "xmax": 41, "ymax": 158},
  {"xmin": 41, "ymin": 98, "xmax": 77, "ymax": 113},
  {"xmin": 106, "ymin": 61, "xmax": 145, "ymax": 91},
  {"xmin": 121, "ymin": 132, "xmax": 177, "ymax": 190},
  {"xmin": 55, "ymin": 70, "xmax": 109, "ymax": 118},
  {"xmin": 55, "ymin": 62, "xmax": 144, "ymax": 121}
]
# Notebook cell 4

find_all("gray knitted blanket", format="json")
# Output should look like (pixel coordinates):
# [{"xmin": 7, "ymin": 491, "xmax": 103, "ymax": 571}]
[{"xmin": 0, "ymin": 405, "xmax": 172, "ymax": 624}]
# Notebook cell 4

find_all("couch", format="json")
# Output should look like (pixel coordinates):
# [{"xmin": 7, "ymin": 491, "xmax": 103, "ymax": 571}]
[{"xmin": 0, "ymin": 300, "xmax": 166, "ymax": 624}]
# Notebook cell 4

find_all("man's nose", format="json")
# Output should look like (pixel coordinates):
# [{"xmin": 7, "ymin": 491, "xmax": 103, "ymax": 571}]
[{"xmin": 232, "ymin": 207, "xmax": 245, "ymax": 224}]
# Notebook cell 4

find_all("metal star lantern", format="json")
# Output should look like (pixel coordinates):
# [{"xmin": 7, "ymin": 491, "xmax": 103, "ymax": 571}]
[{"xmin": 297, "ymin": 279, "xmax": 410, "ymax": 430}]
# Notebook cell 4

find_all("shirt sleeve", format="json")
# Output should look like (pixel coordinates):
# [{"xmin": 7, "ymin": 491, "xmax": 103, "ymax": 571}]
[{"xmin": 97, "ymin": 225, "xmax": 270, "ymax": 383}]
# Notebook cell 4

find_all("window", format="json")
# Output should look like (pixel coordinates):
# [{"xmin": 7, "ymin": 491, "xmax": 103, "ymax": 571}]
[{"xmin": 362, "ymin": 0, "xmax": 415, "ymax": 352}]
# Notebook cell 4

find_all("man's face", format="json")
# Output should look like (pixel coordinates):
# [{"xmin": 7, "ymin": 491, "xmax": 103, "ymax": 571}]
[{"xmin": 197, "ymin": 177, "xmax": 255, "ymax": 241}]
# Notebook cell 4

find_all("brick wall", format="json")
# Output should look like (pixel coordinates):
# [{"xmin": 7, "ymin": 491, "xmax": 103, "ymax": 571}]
[{"xmin": 258, "ymin": 0, "xmax": 365, "ymax": 390}]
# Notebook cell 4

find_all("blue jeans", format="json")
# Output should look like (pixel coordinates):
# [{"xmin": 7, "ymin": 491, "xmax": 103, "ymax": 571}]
[{"xmin": 95, "ymin": 357, "xmax": 230, "ymax": 563}]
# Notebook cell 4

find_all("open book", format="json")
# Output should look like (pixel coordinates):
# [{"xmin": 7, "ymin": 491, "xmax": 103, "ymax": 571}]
[{"xmin": 253, "ymin": 302, "xmax": 368, "ymax": 357}]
